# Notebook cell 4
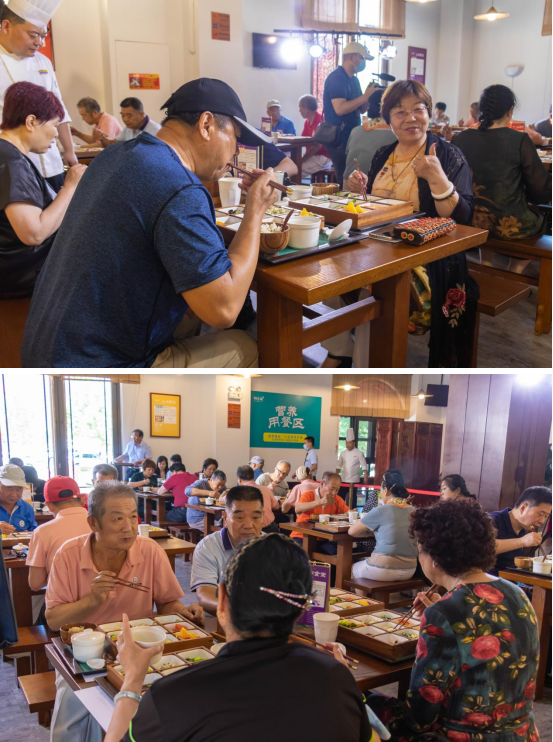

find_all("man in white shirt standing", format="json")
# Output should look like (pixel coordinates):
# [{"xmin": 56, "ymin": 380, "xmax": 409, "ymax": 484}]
[
  {"xmin": 336, "ymin": 428, "xmax": 369, "ymax": 507},
  {"xmin": 0, "ymin": 0, "xmax": 77, "ymax": 191},
  {"xmin": 113, "ymin": 429, "xmax": 153, "ymax": 481},
  {"xmin": 303, "ymin": 436, "xmax": 318, "ymax": 478}
]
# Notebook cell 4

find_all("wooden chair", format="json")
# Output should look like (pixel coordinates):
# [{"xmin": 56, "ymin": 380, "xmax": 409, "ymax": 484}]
[
  {"xmin": 471, "ymin": 233, "xmax": 551, "ymax": 335},
  {"xmin": 310, "ymin": 168, "xmax": 336, "ymax": 184},
  {"xmin": 167, "ymin": 524, "xmax": 202, "ymax": 562},
  {"xmin": 18, "ymin": 670, "xmax": 56, "ymax": 727},
  {"xmin": 3, "ymin": 626, "xmax": 55, "ymax": 685},
  {"xmin": 0, "ymin": 296, "xmax": 31, "ymax": 368},
  {"xmin": 343, "ymin": 577, "xmax": 426, "ymax": 609},
  {"xmin": 469, "ymin": 268, "xmax": 533, "ymax": 366}
]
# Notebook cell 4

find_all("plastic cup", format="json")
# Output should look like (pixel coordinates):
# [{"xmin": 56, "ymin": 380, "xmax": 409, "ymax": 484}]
[
  {"xmin": 272, "ymin": 132, "xmax": 279, "ymax": 144},
  {"xmin": 313, "ymin": 613, "xmax": 340, "ymax": 645},
  {"xmin": 138, "ymin": 524, "xmax": 150, "ymax": 538},
  {"xmin": 218, "ymin": 177, "xmax": 242, "ymax": 207},
  {"xmin": 319, "ymin": 514, "xmax": 330, "ymax": 523},
  {"xmin": 348, "ymin": 510, "xmax": 359, "ymax": 523},
  {"xmin": 273, "ymin": 170, "xmax": 284, "ymax": 202},
  {"xmin": 130, "ymin": 626, "xmax": 166, "ymax": 665}
]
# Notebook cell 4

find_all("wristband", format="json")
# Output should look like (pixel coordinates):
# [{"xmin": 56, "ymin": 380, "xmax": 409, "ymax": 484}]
[
  {"xmin": 114, "ymin": 690, "xmax": 141, "ymax": 704},
  {"xmin": 431, "ymin": 181, "xmax": 455, "ymax": 201}
]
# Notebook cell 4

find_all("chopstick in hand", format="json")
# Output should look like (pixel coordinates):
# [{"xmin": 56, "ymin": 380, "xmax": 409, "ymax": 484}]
[
  {"xmin": 295, "ymin": 633, "xmax": 359, "ymax": 668},
  {"xmin": 227, "ymin": 162, "xmax": 292, "ymax": 196},
  {"xmin": 354, "ymin": 158, "xmax": 367, "ymax": 201},
  {"xmin": 396, "ymin": 584, "xmax": 439, "ymax": 628},
  {"xmin": 113, "ymin": 577, "xmax": 150, "ymax": 593}
]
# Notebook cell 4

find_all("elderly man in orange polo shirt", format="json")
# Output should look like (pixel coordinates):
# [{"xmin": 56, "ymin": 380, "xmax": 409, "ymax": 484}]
[
  {"xmin": 46, "ymin": 481, "xmax": 203, "ymax": 742},
  {"xmin": 27, "ymin": 476, "xmax": 90, "ymax": 593}
]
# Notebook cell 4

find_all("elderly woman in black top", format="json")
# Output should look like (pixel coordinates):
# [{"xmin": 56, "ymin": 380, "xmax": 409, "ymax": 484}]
[
  {"xmin": 324, "ymin": 79, "xmax": 477, "ymax": 368},
  {"xmin": 0, "ymin": 82, "xmax": 85, "ymax": 298},
  {"xmin": 105, "ymin": 533, "xmax": 374, "ymax": 742}
]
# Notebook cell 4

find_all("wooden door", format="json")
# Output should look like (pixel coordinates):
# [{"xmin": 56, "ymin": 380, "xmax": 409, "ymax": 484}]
[
  {"xmin": 374, "ymin": 419, "xmax": 393, "ymax": 485},
  {"xmin": 390, "ymin": 420, "xmax": 416, "ymax": 486},
  {"xmin": 412, "ymin": 422, "xmax": 443, "ymax": 490}
]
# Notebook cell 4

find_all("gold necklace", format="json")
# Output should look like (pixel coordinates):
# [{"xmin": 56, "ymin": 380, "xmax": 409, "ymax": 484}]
[{"xmin": 387, "ymin": 142, "xmax": 426, "ymax": 197}]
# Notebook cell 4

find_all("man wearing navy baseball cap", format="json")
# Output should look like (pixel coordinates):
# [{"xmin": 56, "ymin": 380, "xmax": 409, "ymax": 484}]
[{"xmin": 23, "ymin": 78, "xmax": 278, "ymax": 369}]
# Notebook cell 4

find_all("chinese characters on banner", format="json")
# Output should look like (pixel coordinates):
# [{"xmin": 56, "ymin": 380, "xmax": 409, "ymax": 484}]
[{"xmin": 250, "ymin": 391, "xmax": 322, "ymax": 448}]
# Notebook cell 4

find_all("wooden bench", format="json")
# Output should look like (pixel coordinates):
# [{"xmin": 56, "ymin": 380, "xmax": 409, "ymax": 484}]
[
  {"xmin": 343, "ymin": 577, "xmax": 425, "ymax": 609},
  {"xmin": 0, "ymin": 296, "xmax": 31, "ymax": 368},
  {"xmin": 3, "ymin": 626, "xmax": 55, "ymax": 683},
  {"xmin": 469, "ymin": 268, "xmax": 533, "ymax": 367},
  {"xmin": 167, "ymin": 524, "xmax": 202, "ymax": 562},
  {"xmin": 473, "ymin": 233, "xmax": 552, "ymax": 335},
  {"xmin": 18, "ymin": 670, "xmax": 56, "ymax": 727}
]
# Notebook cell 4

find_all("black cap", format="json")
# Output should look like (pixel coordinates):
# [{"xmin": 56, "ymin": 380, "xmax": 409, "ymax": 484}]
[{"xmin": 161, "ymin": 78, "xmax": 272, "ymax": 147}]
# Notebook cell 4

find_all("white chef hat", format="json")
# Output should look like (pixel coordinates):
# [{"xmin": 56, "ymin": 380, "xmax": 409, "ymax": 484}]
[
  {"xmin": 346, "ymin": 428, "xmax": 355, "ymax": 442},
  {"xmin": 6, "ymin": 0, "xmax": 63, "ymax": 27}
]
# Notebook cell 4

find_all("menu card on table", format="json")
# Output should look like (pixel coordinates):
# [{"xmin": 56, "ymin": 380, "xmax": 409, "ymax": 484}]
[{"xmin": 296, "ymin": 561, "xmax": 330, "ymax": 628}]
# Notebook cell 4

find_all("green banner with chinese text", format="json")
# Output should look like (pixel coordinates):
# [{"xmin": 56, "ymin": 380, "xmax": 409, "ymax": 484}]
[{"xmin": 250, "ymin": 391, "xmax": 322, "ymax": 448}]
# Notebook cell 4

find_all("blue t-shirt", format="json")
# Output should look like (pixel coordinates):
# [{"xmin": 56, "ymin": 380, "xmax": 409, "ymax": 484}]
[
  {"xmin": 260, "ymin": 142, "xmax": 287, "ymax": 170},
  {"xmin": 489, "ymin": 508, "xmax": 529, "ymax": 575},
  {"xmin": 0, "ymin": 499, "xmax": 37, "ymax": 531},
  {"xmin": 22, "ymin": 133, "xmax": 232, "ymax": 368},
  {"xmin": 360, "ymin": 503, "xmax": 417, "ymax": 559},
  {"xmin": 323, "ymin": 66, "xmax": 363, "ymax": 144},
  {"xmin": 272, "ymin": 115, "xmax": 296, "ymax": 135}
]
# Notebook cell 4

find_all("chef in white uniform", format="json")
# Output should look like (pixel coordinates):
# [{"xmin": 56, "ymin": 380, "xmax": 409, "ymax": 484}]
[
  {"xmin": 336, "ymin": 428, "xmax": 369, "ymax": 508},
  {"xmin": 0, "ymin": 0, "xmax": 77, "ymax": 191}
]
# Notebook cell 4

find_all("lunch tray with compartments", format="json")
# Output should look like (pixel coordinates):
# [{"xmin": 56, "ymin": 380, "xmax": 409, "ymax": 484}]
[
  {"xmin": 336, "ymin": 609, "xmax": 420, "ymax": 662},
  {"xmin": 98, "ymin": 614, "xmax": 213, "ymax": 655}
]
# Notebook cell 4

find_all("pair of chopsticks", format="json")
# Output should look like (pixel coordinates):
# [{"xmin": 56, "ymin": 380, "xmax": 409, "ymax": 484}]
[
  {"xmin": 396, "ymin": 584, "xmax": 439, "ymax": 628},
  {"xmin": 296, "ymin": 632, "xmax": 359, "ymax": 669},
  {"xmin": 354, "ymin": 158, "xmax": 367, "ymax": 201},
  {"xmin": 226, "ymin": 162, "xmax": 292, "ymax": 196},
  {"xmin": 113, "ymin": 577, "xmax": 150, "ymax": 593}
]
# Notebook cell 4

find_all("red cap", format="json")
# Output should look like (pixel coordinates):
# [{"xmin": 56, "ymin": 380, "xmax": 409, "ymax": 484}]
[{"xmin": 44, "ymin": 476, "xmax": 81, "ymax": 503}]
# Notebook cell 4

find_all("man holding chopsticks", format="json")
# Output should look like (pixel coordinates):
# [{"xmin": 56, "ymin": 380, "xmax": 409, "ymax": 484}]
[{"xmin": 45, "ymin": 481, "xmax": 204, "ymax": 742}]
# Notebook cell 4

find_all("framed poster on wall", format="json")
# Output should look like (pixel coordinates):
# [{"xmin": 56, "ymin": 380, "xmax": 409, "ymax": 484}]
[
  {"xmin": 407, "ymin": 46, "xmax": 426, "ymax": 84},
  {"xmin": 250, "ymin": 391, "xmax": 322, "ymax": 449},
  {"xmin": 150, "ymin": 393, "xmax": 181, "ymax": 438}
]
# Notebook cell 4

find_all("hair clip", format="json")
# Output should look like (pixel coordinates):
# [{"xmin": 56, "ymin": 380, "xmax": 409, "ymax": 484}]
[{"xmin": 259, "ymin": 586, "xmax": 313, "ymax": 610}]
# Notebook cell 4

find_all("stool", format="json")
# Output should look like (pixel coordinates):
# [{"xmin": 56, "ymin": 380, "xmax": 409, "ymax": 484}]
[
  {"xmin": 18, "ymin": 670, "xmax": 56, "ymax": 727},
  {"xmin": 0, "ymin": 296, "xmax": 31, "ymax": 367}
]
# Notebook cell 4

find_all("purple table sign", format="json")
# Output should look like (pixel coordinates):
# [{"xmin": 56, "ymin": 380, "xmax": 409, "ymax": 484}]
[
  {"xmin": 408, "ymin": 46, "xmax": 427, "ymax": 85},
  {"xmin": 296, "ymin": 562, "xmax": 331, "ymax": 628}
]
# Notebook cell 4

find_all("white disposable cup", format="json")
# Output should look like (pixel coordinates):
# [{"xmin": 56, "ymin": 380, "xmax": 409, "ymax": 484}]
[
  {"xmin": 288, "ymin": 184, "xmax": 313, "ymax": 201},
  {"xmin": 313, "ymin": 613, "xmax": 340, "ymax": 645},
  {"xmin": 138, "ymin": 524, "xmax": 150, "ymax": 538},
  {"xmin": 532, "ymin": 557, "xmax": 552, "ymax": 574},
  {"xmin": 319, "ymin": 514, "xmax": 330, "ymax": 523},
  {"xmin": 348, "ymin": 510, "xmax": 359, "ymax": 523},
  {"xmin": 32, "ymin": 501, "xmax": 42, "ymax": 511},
  {"xmin": 218, "ymin": 177, "xmax": 242, "ymax": 207},
  {"xmin": 205, "ymin": 497, "xmax": 215, "ymax": 505},
  {"xmin": 273, "ymin": 170, "xmax": 284, "ymax": 202},
  {"xmin": 288, "ymin": 216, "xmax": 320, "ymax": 249},
  {"xmin": 130, "ymin": 626, "xmax": 166, "ymax": 665},
  {"xmin": 272, "ymin": 132, "xmax": 279, "ymax": 143}
]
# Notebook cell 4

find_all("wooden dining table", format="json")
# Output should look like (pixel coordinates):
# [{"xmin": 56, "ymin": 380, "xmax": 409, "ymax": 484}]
[
  {"xmin": 185, "ymin": 503, "xmax": 224, "ymax": 534},
  {"xmin": 275, "ymin": 135, "xmax": 315, "ymax": 182},
  {"xmin": 499, "ymin": 568, "xmax": 551, "ymax": 700},
  {"xmin": 254, "ymin": 224, "xmax": 488, "ymax": 367},
  {"xmin": 136, "ymin": 491, "xmax": 174, "ymax": 524},
  {"xmin": 279, "ymin": 521, "xmax": 355, "ymax": 589}
]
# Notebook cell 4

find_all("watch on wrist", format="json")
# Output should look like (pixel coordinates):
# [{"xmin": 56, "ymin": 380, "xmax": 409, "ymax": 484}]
[{"xmin": 114, "ymin": 690, "xmax": 141, "ymax": 704}]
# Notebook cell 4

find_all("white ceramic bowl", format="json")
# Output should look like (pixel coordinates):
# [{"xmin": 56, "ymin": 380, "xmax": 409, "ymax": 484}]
[
  {"xmin": 532, "ymin": 557, "xmax": 552, "ymax": 574},
  {"xmin": 71, "ymin": 629, "xmax": 106, "ymax": 662},
  {"xmin": 319, "ymin": 514, "xmax": 330, "ymax": 523},
  {"xmin": 130, "ymin": 626, "xmax": 167, "ymax": 665},
  {"xmin": 288, "ymin": 216, "xmax": 321, "ymax": 249},
  {"xmin": 288, "ymin": 185, "xmax": 313, "ymax": 200}
]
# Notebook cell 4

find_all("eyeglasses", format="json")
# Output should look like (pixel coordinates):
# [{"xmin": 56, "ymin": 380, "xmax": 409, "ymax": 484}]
[
  {"xmin": 390, "ymin": 105, "xmax": 428, "ymax": 120},
  {"xmin": 276, "ymin": 467, "xmax": 288, "ymax": 477}
]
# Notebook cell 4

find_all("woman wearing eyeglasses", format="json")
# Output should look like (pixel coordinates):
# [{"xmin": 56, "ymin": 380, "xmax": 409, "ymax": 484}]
[{"xmin": 323, "ymin": 79, "xmax": 477, "ymax": 369}]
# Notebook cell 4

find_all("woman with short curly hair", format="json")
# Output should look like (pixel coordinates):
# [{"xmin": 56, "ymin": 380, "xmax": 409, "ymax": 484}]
[{"xmin": 367, "ymin": 499, "xmax": 540, "ymax": 742}]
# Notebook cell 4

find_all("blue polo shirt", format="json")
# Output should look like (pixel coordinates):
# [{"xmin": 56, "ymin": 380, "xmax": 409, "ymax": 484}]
[
  {"xmin": 272, "ymin": 115, "xmax": 296, "ymax": 135},
  {"xmin": 323, "ymin": 65, "xmax": 363, "ymax": 146},
  {"xmin": 0, "ymin": 499, "xmax": 37, "ymax": 531},
  {"xmin": 22, "ymin": 133, "xmax": 232, "ymax": 368},
  {"xmin": 489, "ymin": 508, "xmax": 529, "ymax": 575}
]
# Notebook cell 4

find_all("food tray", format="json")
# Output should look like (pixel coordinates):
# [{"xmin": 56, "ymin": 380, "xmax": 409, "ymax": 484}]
[
  {"xmin": 313, "ymin": 522, "xmax": 351, "ymax": 533},
  {"xmin": 101, "ymin": 614, "xmax": 213, "ymax": 655},
  {"xmin": 337, "ymin": 611, "xmax": 420, "ymax": 662},
  {"xmin": 147, "ymin": 527, "xmax": 168, "ymax": 539},
  {"xmin": 51, "ymin": 637, "xmax": 109, "ymax": 676},
  {"xmin": 287, "ymin": 193, "xmax": 413, "ymax": 229},
  {"xmin": 328, "ymin": 592, "xmax": 385, "ymax": 617},
  {"xmin": 106, "ymin": 646, "xmax": 217, "ymax": 692},
  {"xmin": 506, "ymin": 566, "xmax": 551, "ymax": 580},
  {"xmin": 1, "ymin": 531, "xmax": 34, "ymax": 545},
  {"xmin": 312, "ymin": 183, "xmax": 340, "ymax": 196}
]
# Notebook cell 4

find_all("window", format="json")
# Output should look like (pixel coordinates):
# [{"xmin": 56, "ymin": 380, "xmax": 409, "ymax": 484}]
[
  {"xmin": 359, "ymin": 0, "xmax": 381, "ymax": 28},
  {"xmin": 65, "ymin": 379, "xmax": 114, "ymax": 487},
  {"xmin": 0, "ymin": 374, "xmax": 55, "ymax": 478}
]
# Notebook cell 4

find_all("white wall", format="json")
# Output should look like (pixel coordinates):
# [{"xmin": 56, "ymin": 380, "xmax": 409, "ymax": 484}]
[
  {"xmin": 196, "ymin": 0, "xmax": 245, "ymax": 103},
  {"xmin": 249, "ymin": 374, "xmax": 339, "ymax": 476}
]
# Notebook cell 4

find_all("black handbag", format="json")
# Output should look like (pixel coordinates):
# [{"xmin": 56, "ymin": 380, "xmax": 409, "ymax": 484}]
[{"xmin": 313, "ymin": 121, "xmax": 345, "ymax": 148}]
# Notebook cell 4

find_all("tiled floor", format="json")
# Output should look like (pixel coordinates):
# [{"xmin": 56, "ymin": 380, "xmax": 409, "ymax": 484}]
[{"xmin": 1, "ymin": 555, "xmax": 551, "ymax": 740}]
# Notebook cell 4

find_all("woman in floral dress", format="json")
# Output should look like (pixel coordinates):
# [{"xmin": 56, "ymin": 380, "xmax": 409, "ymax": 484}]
[{"xmin": 368, "ymin": 499, "xmax": 540, "ymax": 742}]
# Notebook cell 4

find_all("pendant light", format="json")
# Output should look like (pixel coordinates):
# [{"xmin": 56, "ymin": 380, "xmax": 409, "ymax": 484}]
[
  {"xmin": 474, "ymin": 6, "xmax": 509, "ymax": 21},
  {"xmin": 334, "ymin": 375, "xmax": 360, "ymax": 391},
  {"xmin": 410, "ymin": 375, "xmax": 433, "ymax": 400}
]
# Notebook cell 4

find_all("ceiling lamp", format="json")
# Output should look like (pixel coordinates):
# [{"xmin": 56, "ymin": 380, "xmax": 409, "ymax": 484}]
[
  {"xmin": 309, "ymin": 43, "xmax": 324, "ymax": 58},
  {"xmin": 410, "ymin": 375, "xmax": 433, "ymax": 400},
  {"xmin": 474, "ymin": 5, "xmax": 509, "ymax": 21},
  {"xmin": 334, "ymin": 378, "xmax": 360, "ymax": 391},
  {"xmin": 233, "ymin": 373, "xmax": 262, "ymax": 378}
]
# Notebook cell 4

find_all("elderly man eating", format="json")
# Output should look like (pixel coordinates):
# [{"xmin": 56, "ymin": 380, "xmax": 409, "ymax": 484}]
[
  {"xmin": 191, "ymin": 485, "xmax": 264, "ymax": 615},
  {"xmin": 46, "ymin": 481, "xmax": 203, "ymax": 742},
  {"xmin": 0, "ymin": 463, "xmax": 36, "ymax": 534},
  {"xmin": 266, "ymin": 459, "xmax": 291, "ymax": 499}
]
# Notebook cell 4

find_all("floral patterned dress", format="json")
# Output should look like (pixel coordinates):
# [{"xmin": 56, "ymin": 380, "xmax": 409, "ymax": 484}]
[{"xmin": 367, "ymin": 578, "xmax": 540, "ymax": 742}]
